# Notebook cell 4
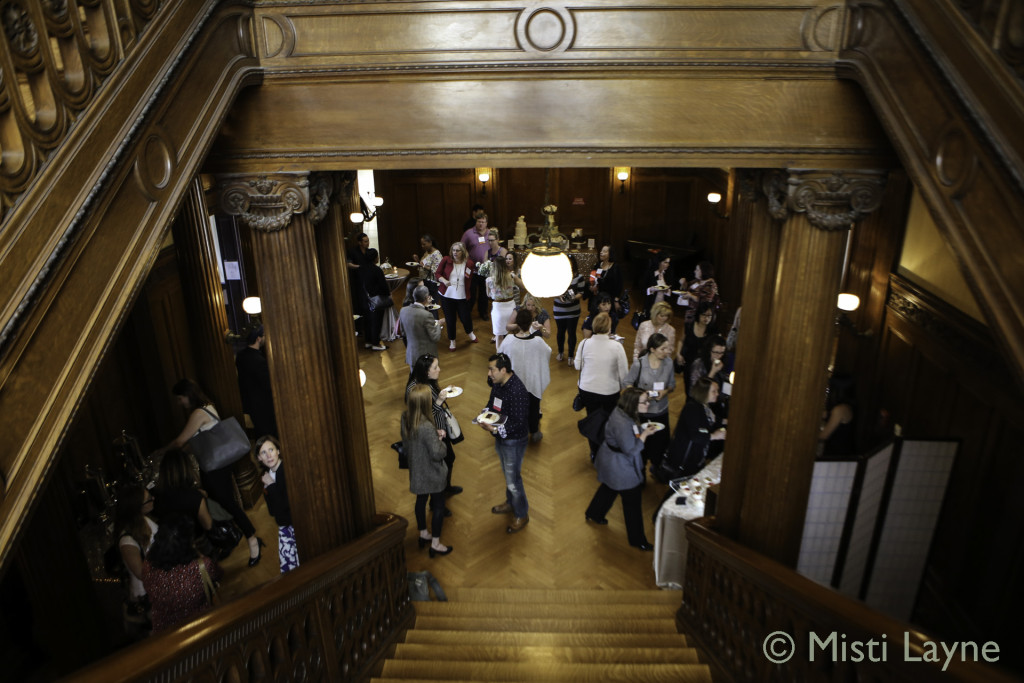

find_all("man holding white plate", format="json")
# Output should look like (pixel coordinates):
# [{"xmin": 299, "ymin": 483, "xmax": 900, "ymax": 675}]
[{"xmin": 478, "ymin": 353, "xmax": 531, "ymax": 534}]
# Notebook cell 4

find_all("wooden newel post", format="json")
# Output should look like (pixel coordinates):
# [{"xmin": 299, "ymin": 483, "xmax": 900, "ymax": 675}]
[
  {"xmin": 716, "ymin": 169, "xmax": 886, "ymax": 567},
  {"xmin": 219, "ymin": 173, "xmax": 358, "ymax": 558}
]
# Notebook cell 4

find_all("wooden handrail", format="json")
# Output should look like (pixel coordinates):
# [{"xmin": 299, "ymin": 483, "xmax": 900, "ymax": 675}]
[
  {"xmin": 679, "ymin": 518, "xmax": 1016, "ymax": 682},
  {"xmin": 66, "ymin": 514, "xmax": 412, "ymax": 683}
]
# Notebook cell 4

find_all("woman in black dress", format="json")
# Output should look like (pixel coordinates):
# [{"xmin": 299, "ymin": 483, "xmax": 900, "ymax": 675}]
[{"xmin": 588, "ymin": 244, "xmax": 624, "ymax": 333}]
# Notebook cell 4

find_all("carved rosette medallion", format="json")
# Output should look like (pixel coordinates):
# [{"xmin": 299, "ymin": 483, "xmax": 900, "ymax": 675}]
[
  {"xmin": 219, "ymin": 174, "xmax": 311, "ymax": 233},
  {"xmin": 307, "ymin": 173, "xmax": 333, "ymax": 225},
  {"xmin": 515, "ymin": 5, "xmax": 575, "ymax": 54},
  {"xmin": 768, "ymin": 170, "xmax": 886, "ymax": 231}
]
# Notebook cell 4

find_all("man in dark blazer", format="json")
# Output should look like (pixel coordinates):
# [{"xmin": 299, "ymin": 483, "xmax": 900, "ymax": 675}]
[
  {"xmin": 236, "ymin": 325, "xmax": 278, "ymax": 438},
  {"xmin": 399, "ymin": 285, "xmax": 443, "ymax": 371}
]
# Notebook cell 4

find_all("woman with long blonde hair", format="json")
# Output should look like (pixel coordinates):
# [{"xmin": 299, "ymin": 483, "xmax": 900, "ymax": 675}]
[
  {"xmin": 402, "ymin": 384, "xmax": 452, "ymax": 557},
  {"xmin": 434, "ymin": 242, "xmax": 479, "ymax": 351},
  {"xmin": 487, "ymin": 255, "xmax": 518, "ymax": 350}
]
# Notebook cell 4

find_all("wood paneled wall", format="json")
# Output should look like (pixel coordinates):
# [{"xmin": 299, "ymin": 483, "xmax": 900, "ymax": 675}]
[
  {"xmin": 373, "ymin": 167, "xmax": 745, "ymax": 303},
  {"xmin": 871, "ymin": 275, "xmax": 1024, "ymax": 668}
]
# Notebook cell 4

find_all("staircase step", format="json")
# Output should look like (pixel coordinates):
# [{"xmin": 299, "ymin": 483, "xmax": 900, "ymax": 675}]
[
  {"xmin": 414, "ymin": 601, "xmax": 673, "ymax": 619},
  {"xmin": 394, "ymin": 643, "xmax": 701, "ymax": 664},
  {"xmin": 440, "ymin": 587, "xmax": 681, "ymax": 605},
  {"xmin": 412, "ymin": 615, "xmax": 677, "ymax": 633},
  {"xmin": 379, "ymin": 661, "xmax": 711, "ymax": 681},
  {"xmin": 403, "ymin": 630, "xmax": 690, "ymax": 648}
]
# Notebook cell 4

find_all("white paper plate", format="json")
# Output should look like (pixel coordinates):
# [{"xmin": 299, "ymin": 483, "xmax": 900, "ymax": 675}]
[
  {"xmin": 406, "ymin": 261, "xmax": 420, "ymax": 268},
  {"xmin": 445, "ymin": 386, "xmax": 463, "ymax": 398},
  {"xmin": 641, "ymin": 421, "xmax": 666, "ymax": 432}
]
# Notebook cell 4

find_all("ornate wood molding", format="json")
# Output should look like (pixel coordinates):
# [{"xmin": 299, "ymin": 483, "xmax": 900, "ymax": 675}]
[
  {"xmin": 0, "ymin": 2, "xmax": 260, "ymax": 574},
  {"xmin": 762, "ymin": 169, "xmax": 887, "ymax": 229},
  {"xmin": 839, "ymin": 0, "xmax": 1024, "ymax": 387},
  {"xmin": 679, "ymin": 519, "xmax": 1015, "ymax": 682},
  {"xmin": 887, "ymin": 273, "xmax": 1013, "ymax": 392}
]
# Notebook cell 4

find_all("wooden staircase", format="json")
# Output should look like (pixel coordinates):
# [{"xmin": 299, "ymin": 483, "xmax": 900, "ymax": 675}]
[{"xmin": 372, "ymin": 588, "xmax": 713, "ymax": 682}]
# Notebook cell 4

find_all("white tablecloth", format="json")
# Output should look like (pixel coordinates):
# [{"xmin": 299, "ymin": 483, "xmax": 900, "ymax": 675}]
[{"xmin": 653, "ymin": 456, "xmax": 723, "ymax": 589}]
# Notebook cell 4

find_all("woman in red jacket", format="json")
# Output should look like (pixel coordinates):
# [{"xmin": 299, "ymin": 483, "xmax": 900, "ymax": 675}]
[{"xmin": 434, "ymin": 242, "xmax": 479, "ymax": 351}]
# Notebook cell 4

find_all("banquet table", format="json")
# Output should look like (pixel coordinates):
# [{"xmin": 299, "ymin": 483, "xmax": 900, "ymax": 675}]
[
  {"xmin": 381, "ymin": 268, "xmax": 409, "ymax": 341},
  {"xmin": 653, "ymin": 455, "xmax": 723, "ymax": 589}
]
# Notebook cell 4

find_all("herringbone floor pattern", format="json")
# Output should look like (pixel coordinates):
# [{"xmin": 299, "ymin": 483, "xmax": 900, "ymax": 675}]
[{"xmin": 362, "ymin": 297, "xmax": 689, "ymax": 592}]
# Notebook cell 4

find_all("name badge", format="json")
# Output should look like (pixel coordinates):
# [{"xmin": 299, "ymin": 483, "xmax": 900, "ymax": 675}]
[
  {"xmin": 492, "ymin": 398, "xmax": 503, "ymax": 411},
  {"xmin": 596, "ymin": 268, "xmax": 604, "ymax": 274},
  {"xmin": 478, "ymin": 236, "xmax": 486, "ymax": 243},
  {"xmin": 632, "ymin": 424, "xmax": 640, "ymax": 436},
  {"xmin": 653, "ymin": 381, "xmax": 665, "ymax": 391}
]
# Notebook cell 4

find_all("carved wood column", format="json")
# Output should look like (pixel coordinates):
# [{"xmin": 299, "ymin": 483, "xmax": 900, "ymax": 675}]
[
  {"xmin": 315, "ymin": 177, "xmax": 375, "ymax": 534},
  {"xmin": 171, "ymin": 178, "xmax": 261, "ymax": 507},
  {"xmin": 172, "ymin": 177, "xmax": 244, "ymax": 418},
  {"xmin": 716, "ymin": 170, "xmax": 886, "ymax": 566},
  {"xmin": 219, "ymin": 174, "xmax": 357, "ymax": 556}
]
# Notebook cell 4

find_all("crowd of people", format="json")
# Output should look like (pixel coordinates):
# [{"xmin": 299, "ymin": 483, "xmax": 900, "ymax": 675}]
[{"xmin": 385, "ymin": 217, "xmax": 743, "ymax": 558}]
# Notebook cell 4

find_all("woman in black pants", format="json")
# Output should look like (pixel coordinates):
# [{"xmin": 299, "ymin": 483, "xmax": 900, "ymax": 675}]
[
  {"xmin": 360, "ymin": 248, "xmax": 391, "ymax": 351},
  {"xmin": 153, "ymin": 379, "xmax": 264, "ymax": 567},
  {"xmin": 434, "ymin": 242, "xmax": 479, "ymax": 351}
]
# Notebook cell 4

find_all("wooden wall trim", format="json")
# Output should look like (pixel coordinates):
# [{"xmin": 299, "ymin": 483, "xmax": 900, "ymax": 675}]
[
  {"xmin": 0, "ymin": 2, "xmax": 261, "ymax": 574},
  {"xmin": 206, "ymin": 1, "xmax": 894, "ymax": 171},
  {"xmin": 838, "ymin": 0, "xmax": 1024, "ymax": 389}
]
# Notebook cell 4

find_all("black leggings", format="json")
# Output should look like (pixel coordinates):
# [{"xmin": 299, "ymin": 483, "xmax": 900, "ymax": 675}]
[
  {"xmin": 439, "ymin": 296, "xmax": 473, "ymax": 341},
  {"xmin": 415, "ymin": 491, "xmax": 446, "ymax": 538},
  {"xmin": 555, "ymin": 317, "xmax": 579, "ymax": 356},
  {"xmin": 201, "ymin": 466, "xmax": 256, "ymax": 538}
]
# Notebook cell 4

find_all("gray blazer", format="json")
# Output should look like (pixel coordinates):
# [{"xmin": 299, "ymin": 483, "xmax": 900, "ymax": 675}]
[
  {"xmin": 594, "ymin": 407, "xmax": 645, "ymax": 490},
  {"xmin": 401, "ymin": 419, "xmax": 448, "ymax": 495},
  {"xmin": 400, "ymin": 303, "xmax": 442, "ymax": 366}
]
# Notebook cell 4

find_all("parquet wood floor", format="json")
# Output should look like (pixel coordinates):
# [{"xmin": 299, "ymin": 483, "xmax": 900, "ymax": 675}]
[
  {"xmin": 362, "ymin": 298, "xmax": 689, "ymax": 593},
  {"xmin": 217, "ymin": 296, "xmax": 690, "ymax": 599}
]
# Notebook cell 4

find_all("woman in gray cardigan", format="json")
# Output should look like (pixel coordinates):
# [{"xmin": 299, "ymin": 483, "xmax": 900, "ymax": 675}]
[
  {"xmin": 623, "ymin": 333, "xmax": 676, "ymax": 473},
  {"xmin": 584, "ymin": 387, "xmax": 659, "ymax": 551},
  {"xmin": 402, "ymin": 384, "xmax": 453, "ymax": 557}
]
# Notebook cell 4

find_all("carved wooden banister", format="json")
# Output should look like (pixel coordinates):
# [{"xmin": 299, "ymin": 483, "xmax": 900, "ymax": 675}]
[
  {"xmin": 679, "ymin": 518, "xmax": 1016, "ymax": 682},
  {"xmin": 67, "ymin": 514, "xmax": 413, "ymax": 683}
]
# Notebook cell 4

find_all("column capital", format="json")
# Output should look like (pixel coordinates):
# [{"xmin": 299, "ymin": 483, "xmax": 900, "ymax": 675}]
[
  {"xmin": 218, "ymin": 172, "xmax": 332, "ymax": 232},
  {"xmin": 764, "ymin": 169, "xmax": 887, "ymax": 231}
]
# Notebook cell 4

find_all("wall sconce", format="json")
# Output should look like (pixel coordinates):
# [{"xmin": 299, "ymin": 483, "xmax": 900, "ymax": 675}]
[
  {"xmin": 615, "ymin": 167, "xmax": 630, "ymax": 194},
  {"xmin": 241, "ymin": 296, "xmax": 262, "ymax": 316},
  {"xmin": 477, "ymin": 168, "xmax": 492, "ymax": 196},
  {"xmin": 836, "ymin": 293, "xmax": 871, "ymax": 336},
  {"xmin": 349, "ymin": 194, "xmax": 383, "ymax": 224},
  {"xmin": 707, "ymin": 192, "xmax": 722, "ymax": 204}
]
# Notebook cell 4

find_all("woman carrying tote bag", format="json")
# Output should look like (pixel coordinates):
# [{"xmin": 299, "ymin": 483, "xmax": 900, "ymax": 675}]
[{"xmin": 152, "ymin": 379, "xmax": 264, "ymax": 568}]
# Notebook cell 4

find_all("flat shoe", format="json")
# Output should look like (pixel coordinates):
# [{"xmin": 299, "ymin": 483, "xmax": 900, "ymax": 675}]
[
  {"xmin": 491, "ymin": 502, "xmax": 512, "ymax": 514},
  {"xmin": 429, "ymin": 545, "xmax": 453, "ymax": 558},
  {"xmin": 586, "ymin": 515, "xmax": 609, "ymax": 525},
  {"xmin": 633, "ymin": 542, "xmax": 654, "ymax": 552},
  {"xmin": 445, "ymin": 485, "xmax": 464, "ymax": 496},
  {"xmin": 556, "ymin": 353, "xmax": 564, "ymax": 361},
  {"xmin": 469, "ymin": 336, "xmax": 479, "ymax": 343}
]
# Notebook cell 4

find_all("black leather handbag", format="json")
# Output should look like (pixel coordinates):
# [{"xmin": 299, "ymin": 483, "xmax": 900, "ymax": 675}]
[{"xmin": 189, "ymin": 411, "xmax": 251, "ymax": 473}]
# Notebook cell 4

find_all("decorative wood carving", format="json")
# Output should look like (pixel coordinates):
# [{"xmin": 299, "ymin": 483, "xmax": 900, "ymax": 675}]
[
  {"xmin": 764, "ymin": 169, "xmax": 887, "ymax": 231},
  {"xmin": 0, "ymin": 2, "xmax": 259, "ymax": 575},
  {"xmin": 70, "ymin": 515, "xmax": 414, "ymax": 683},
  {"xmin": 839, "ymin": 0, "xmax": 1024, "ymax": 387},
  {"xmin": 220, "ymin": 175, "xmax": 313, "ymax": 232},
  {"xmin": 679, "ymin": 519, "xmax": 1013, "ymax": 681}
]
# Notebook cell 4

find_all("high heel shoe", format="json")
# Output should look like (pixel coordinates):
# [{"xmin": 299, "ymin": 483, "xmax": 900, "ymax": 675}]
[
  {"xmin": 248, "ymin": 537, "xmax": 266, "ymax": 568},
  {"xmin": 429, "ymin": 544, "xmax": 453, "ymax": 558},
  {"xmin": 418, "ymin": 536, "xmax": 431, "ymax": 550}
]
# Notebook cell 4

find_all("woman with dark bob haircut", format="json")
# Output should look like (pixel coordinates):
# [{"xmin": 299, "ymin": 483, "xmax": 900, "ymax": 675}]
[{"xmin": 142, "ymin": 514, "xmax": 223, "ymax": 633}]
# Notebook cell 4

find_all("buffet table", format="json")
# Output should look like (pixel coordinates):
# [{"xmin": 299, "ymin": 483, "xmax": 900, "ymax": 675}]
[{"xmin": 653, "ymin": 455, "xmax": 723, "ymax": 589}]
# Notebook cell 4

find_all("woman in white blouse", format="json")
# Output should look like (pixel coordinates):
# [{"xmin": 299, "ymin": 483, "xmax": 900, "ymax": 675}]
[
  {"xmin": 434, "ymin": 242, "xmax": 479, "ymax": 351},
  {"xmin": 573, "ymin": 312, "xmax": 628, "ymax": 456}
]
